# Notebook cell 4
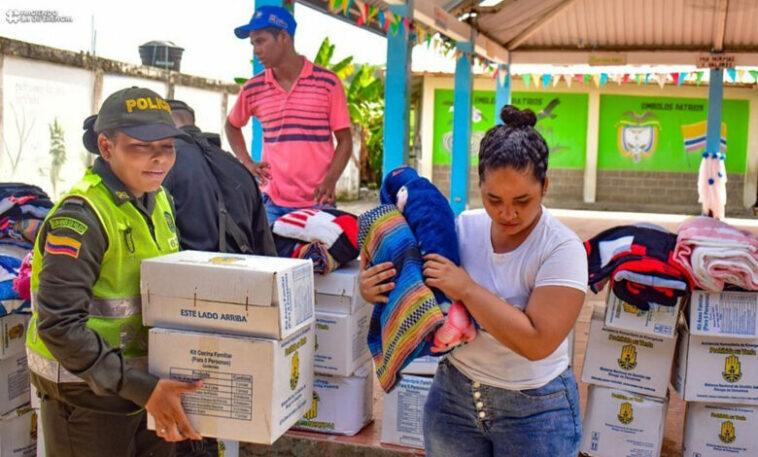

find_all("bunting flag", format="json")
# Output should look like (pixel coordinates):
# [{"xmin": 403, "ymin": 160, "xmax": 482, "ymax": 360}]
[
  {"xmin": 678, "ymin": 72, "xmax": 686, "ymax": 86},
  {"xmin": 522, "ymin": 73, "xmax": 532, "ymax": 87},
  {"xmin": 541, "ymin": 73, "xmax": 551, "ymax": 88},
  {"xmin": 600, "ymin": 73, "xmax": 608, "ymax": 86},
  {"xmin": 644, "ymin": 73, "xmax": 651, "ymax": 84},
  {"xmin": 377, "ymin": 10, "xmax": 385, "ymax": 29},
  {"xmin": 564, "ymin": 74, "xmax": 572, "ymax": 88},
  {"xmin": 657, "ymin": 73, "xmax": 667, "ymax": 89},
  {"xmin": 552, "ymin": 74, "xmax": 561, "ymax": 87},
  {"xmin": 623, "ymin": 74, "xmax": 631, "ymax": 84},
  {"xmin": 726, "ymin": 68, "xmax": 737, "ymax": 83},
  {"xmin": 592, "ymin": 74, "xmax": 601, "ymax": 87},
  {"xmin": 737, "ymin": 69, "xmax": 747, "ymax": 83},
  {"xmin": 696, "ymin": 71, "xmax": 705, "ymax": 85},
  {"xmin": 328, "ymin": 0, "xmax": 339, "ymax": 12},
  {"xmin": 583, "ymin": 74, "xmax": 591, "ymax": 84},
  {"xmin": 492, "ymin": 67, "xmax": 499, "ymax": 81},
  {"xmin": 750, "ymin": 70, "xmax": 758, "ymax": 83},
  {"xmin": 532, "ymin": 73, "xmax": 542, "ymax": 89},
  {"xmin": 342, "ymin": 0, "xmax": 352, "ymax": 16},
  {"xmin": 635, "ymin": 74, "xmax": 642, "ymax": 84},
  {"xmin": 671, "ymin": 73, "xmax": 680, "ymax": 86},
  {"xmin": 368, "ymin": 5, "xmax": 378, "ymax": 22}
]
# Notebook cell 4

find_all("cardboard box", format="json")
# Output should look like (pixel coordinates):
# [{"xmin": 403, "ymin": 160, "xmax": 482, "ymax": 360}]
[
  {"xmin": 0, "ymin": 406, "xmax": 37, "ymax": 457},
  {"xmin": 581, "ymin": 305, "xmax": 676, "ymax": 398},
  {"xmin": 35, "ymin": 408, "xmax": 44, "ymax": 457},
  {"xmin": 380, "ymin": 374, "xmax": 432, "ymax": 450},
  {"xmin": 674, "ymin": 322, "xmax": 758, "ymax": 405},
  {"xmin": 294, "ymin": 363, "xmax": 373, "ymax": 435},
  {"xmin": 314, "ymin": 305, "xmax": 372, "ymax": 376},
  {"xmin": 0, "ymin": 314, "xmax": 28, "ymax": 360},
  {"xmin": 580, "ymin": 385, "xmax": 667, "ymax": 457},
  {"xmin": 147, "ymin": 325, "xmax": 314, "ymax": 444},
  {"xmin": 314, "ymin": 261, "xmax": 366, "ymax": 314},
  {"xmin": 688, "ymin": 290, "xmax": 758, "ymax": 339},
  {"xmin": 605, "ymin": 289, "xmax": 680, "ymax": 339},
  {"xmin": 0, "ymin": 354, "xmax": 29, "ymax": 416},
  {"xmin": 401, "ymin": 355, "xmax": 440, "ymax": 376},
  {"xmin": 682, "ymin": 402, "xmax": 758, "ymax": 457},
  {"xmin": 142, "ymin": 250, "xmax": 314, "ymax": 340}
]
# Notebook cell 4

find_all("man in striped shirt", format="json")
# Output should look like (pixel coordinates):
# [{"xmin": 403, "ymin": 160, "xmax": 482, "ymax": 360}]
[{"xmin": 226, "ymin": 6, "xmax": 353, "ymax": 225}]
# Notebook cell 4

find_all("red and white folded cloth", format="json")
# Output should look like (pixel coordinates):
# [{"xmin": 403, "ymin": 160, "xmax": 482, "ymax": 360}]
[{"xmin": 673, "ymin": 216, "xmax": 758, "ymax": 291}]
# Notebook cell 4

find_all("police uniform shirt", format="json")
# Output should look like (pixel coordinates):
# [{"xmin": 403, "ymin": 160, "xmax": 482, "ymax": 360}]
[{"xmin": 32, "ymin": 157, "xmax": 163, "ymax": 414}]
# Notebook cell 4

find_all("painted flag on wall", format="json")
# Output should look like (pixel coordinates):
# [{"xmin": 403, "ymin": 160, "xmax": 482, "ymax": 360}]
[{"xmin": 681, "ymin": 121, "xmax": 727, "ymax": 153}]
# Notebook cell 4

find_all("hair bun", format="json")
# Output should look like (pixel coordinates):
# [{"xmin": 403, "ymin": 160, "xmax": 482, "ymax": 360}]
[{"xmin": 499, "ymin": 105, "xmax": 537, "ymax": 128}]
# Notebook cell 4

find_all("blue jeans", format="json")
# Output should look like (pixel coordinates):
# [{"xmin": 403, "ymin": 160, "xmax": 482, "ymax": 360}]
[
  {"xmin": 262, "ymin": 193, "xmax": 335, "ymax": 225},
  {"xmin": 423, "ymin": 359, "xmax": 582, "ymax": 457}
]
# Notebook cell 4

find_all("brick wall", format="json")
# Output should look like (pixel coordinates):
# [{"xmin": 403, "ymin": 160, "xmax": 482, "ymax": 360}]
[{"xmin": 595, "ymin": 171, "xmax": 745, "ymax": 212}]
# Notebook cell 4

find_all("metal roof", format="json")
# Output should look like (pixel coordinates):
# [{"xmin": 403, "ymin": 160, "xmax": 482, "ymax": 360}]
[{"xmin": 474, "ymin": 0, "xmax": 758, "ymax": 53}]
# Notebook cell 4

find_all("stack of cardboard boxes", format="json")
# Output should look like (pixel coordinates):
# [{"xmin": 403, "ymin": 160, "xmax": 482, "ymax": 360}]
[
  {"xmin": 675, "ymin": 291, "xmax": 758, "ymax": 456},
  {"xmin": 141, "ymin": 250, "xmax": 315, "ymax": 445},
  {"xmin": 294, "ymin": 262, "xmax": 374, "ymax": 436},
  {"xmin": 580, "ymin": 290, "xmax": 681, "ymax": 457},
  {"xmin": 0, "ymin": 312, "xmax": 35, "ymax": 457}
]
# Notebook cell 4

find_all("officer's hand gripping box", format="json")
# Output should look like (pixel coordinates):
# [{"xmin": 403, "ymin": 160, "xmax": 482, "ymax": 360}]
[
  {"xmin": 314, "ymin": 305, "xmax": 372, "ymax": 376},
  {"xmin": 581, "ymin": 304, "xmax": 677, "ymax": 398},
  {"xmin": 141, "ymin": 251, "xmax": 314, "ymax": 340},
  {"xmin": 147, "ymin": 325, "xmax": 314, "ymax": 445},
  {"xmin": 579, "ymin": 385, "xmax": 668, "ymax": 457},
  {"xmin": 380, "ymin": 374, "xmax": 433, "ymax": 450},
  {"xmin": 313, "ymin": 261, "xmax": 366, "ymax": 314},
  {"xmin": 294, "ymin": 363, "xmax": 373, "ymax": 435},
  {"xmin": 682, "ymin": 402, "xmax": 758, "ymax": 457}
]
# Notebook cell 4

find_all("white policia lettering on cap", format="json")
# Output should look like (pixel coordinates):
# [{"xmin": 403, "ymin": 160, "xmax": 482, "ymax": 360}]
[{"xmin": 269, "ymin": 14, "xmax": 288, "ymax": 28}]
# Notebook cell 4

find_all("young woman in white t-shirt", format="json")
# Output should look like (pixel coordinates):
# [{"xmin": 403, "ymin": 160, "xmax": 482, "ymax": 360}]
[{"xmin": 360, "ymin": 105, "xmax": 588, "ymax": 457}]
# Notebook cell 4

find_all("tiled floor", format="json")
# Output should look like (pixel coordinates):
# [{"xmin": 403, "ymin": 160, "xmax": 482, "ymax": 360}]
[{"xmin": 244, "ymin": 210, "xmax": 758, "ymax": 457}]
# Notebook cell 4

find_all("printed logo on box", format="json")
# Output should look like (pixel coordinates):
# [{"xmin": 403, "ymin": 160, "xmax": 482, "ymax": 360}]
[
  {"xmin": 618, "ymin": 402, "xmax": 634, "ymax": 424},
  {"xmin": 723, "ymin": 355, "xmax": 743, "ymax": 383},
  {"xmin": 290, "ymin": 351, "xmax": 300, "ymax": 390},
  {"xmin": 618, "ymin": 344, "xmax": 638, "ymax": 370},
  {"xmin": 304, "ymin": 391, "xmax": 319, "ymax": 420},
  {"xmin": 208, "ymin": 256, "xmax": 242, "ymax": 265},
  {"xmin": 719, "ymin": 421, "xmax": 736, "ymax": 444}
]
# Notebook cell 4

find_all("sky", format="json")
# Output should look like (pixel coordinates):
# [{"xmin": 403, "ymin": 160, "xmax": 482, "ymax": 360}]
[{"xmin": 1, "ymin": 0, "xmax": 458, "ymax": 81}]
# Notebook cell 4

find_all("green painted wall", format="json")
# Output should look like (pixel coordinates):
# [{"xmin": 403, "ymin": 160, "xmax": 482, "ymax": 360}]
[
  {"xmin": 432, "ymin": 89, "xmax": 589, "ymax": 169},
  {"xmin": 598, "ymin": 94, "xmax": 749, "ymax": 173}
]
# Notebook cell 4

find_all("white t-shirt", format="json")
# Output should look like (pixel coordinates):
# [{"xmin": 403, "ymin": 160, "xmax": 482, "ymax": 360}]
[{"xmin": 447, "ymin": 208, "xmax": 588, "ymax": 390}]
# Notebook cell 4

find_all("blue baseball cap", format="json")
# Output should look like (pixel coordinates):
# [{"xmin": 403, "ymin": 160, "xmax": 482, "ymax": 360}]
[{"xmin": 234, "ymin": 6, "xmax": 297, "ymax": 39}]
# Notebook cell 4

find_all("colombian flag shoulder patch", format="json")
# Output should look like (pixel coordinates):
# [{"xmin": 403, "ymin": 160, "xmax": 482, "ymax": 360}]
[{"xmin": 45, "ymin": 233, "xmax": 82, "ymax": 258}]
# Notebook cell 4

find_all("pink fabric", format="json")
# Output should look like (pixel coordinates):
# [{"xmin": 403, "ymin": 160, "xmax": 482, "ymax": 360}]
[
  {"xmin": 673, "ymin": 216, "xmax": 758, "ymax": 291},
  {"xmin": 12, "ymin": 251, "xmax": 32, "ymax": 300},
  {"xmin": 697, "ymin": 154, "xmax": 727, "ymax": 219},
  {"xmin": 228, "ymin": 57, "xmax": 351, "ymax": 207}
]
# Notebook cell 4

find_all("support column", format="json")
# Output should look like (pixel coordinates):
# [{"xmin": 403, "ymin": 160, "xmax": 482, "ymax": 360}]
[
  {"xmin": 705, "ymin": 68, "xmax": 724, "ymax": 156},
  {"xmin": 494, "ymin": 60, "xmax": 511, "ymax": 125},
  {"xmin": 583, "ymin": 88, "xmax": 600, "ymax": 203},
  {"xmin": 382, "ymin": 3, "xmax": 413, "ymax": 177},
  {"xmin": 450, "ymin": 38, "xmax": 474, "ymax": 215},
  {"xmin": 250, "ymin": 0, "xmax": 286, "ymax": 162}
]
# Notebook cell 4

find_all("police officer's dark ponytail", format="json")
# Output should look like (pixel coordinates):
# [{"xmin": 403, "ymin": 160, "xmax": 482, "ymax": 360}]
[{"xmin": 478, "ymin": 105, "xmax": 549, "ymax": 185}]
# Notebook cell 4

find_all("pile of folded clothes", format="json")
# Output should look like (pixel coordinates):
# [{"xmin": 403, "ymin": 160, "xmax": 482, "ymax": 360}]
[
  {"xmin": 272, "ymin": 208, "xmax": 359, "ymax": 274},
  {"xmin": 585, "ymin": 224, "xmax": 694, "ymax": 310},
  {"xmin": 0, "ymin": 183, "xmax": 53, "ymax": 314},
  {"xmin": 673, "ymin": 216, "xmax": 758, "ymax": 292}
]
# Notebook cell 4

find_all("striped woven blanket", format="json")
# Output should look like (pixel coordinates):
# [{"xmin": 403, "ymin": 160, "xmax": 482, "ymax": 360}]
[{"xmin": 358, "ymin": 205, "xmax": 445, "ymax": 392}]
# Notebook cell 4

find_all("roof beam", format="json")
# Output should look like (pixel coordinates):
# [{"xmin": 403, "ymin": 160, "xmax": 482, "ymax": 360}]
[
  {"xmin": 510, "ymin": 50, "xmax": 758, "ymax": 66},
  {"xmin": 506, "ymin": 0, "xmax": 579, "ymax": 50},
  {"xmin": 413, "ymin": 0, "xmax": 510, "ymax": 63},
  {"xmin": 712, "ymin": 0, "xmax": 729, "ymax": 52}
]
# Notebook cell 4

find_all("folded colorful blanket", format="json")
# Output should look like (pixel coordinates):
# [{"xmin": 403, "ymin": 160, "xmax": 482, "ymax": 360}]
[
  {"xmin": 293, "ymin": 242, "xmax": 338, "ymax": 275},
  {"xmin": 273, "ymin": 209, "xmax": 359, "ymax": 265},
  {"xmin": 585, "ymin": 225, "xmax": 693, "ymax": 310},
  {"xmin": 358, "ymin": 205, "xmax": 445, "ymax": 392},
  {"xmin": 673, "ymin": 216, "xmax": 758, "ymax": 291}
]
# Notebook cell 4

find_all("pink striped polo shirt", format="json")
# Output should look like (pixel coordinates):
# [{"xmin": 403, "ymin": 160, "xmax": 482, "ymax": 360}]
[{"xmin": 228, "ymin": 57, "xmax": 351, "ymax": 207}]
